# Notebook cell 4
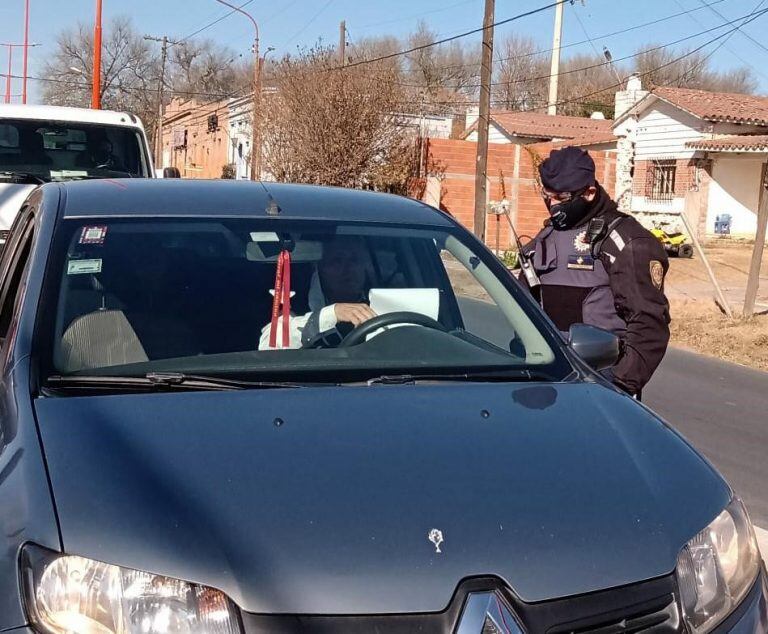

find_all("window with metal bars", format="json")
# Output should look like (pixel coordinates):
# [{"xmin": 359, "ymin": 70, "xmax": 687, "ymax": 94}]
[{"xmin": 645, "ymin": 159, "xmax": 677, "ymax": 202}]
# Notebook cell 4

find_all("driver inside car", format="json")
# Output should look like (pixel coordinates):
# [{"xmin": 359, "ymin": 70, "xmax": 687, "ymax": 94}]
[{"xmin": 258, "ymin": 236, "xmax": 377, "ymax": 350}]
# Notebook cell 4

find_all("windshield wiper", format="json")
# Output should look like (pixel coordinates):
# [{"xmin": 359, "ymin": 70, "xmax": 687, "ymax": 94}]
[
  {"xmin": 45, "ymin": 372, "xmax": 308, "ymax": 393},
  {"xmin": 0, "ymin": 171, "xmax": 47, "ymax": 184},
  {"xmin": 365, "ymin": 369, "xmax": 558, "ymax": 385}
]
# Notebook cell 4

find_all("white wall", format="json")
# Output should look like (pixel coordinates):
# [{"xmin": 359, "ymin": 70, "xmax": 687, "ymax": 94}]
[
  {"xmin": 634, "ymin": 100, "xmax": 705, "ymax": 159},
  {"xmin": 707, "ymin": 157, "xmax": 765, "ymax": 237},
  {"xmin": 464, "ymin": 121, "xmax": 538, "ymax": 144}
]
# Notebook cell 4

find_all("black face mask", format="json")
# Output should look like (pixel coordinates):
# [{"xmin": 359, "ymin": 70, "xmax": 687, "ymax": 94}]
[{"xmin": 548, "ymin": 194, "xmax": 594, "ymax": 231}]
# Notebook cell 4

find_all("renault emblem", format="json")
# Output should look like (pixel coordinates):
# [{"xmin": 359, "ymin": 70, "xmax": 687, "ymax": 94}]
[{"xmin": 428, "ymin": 528, "xmax": 444, "ymax": 553}]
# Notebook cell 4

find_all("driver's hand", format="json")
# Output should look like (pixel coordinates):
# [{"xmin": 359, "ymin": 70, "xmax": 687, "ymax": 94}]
[{"xmin": 334, "ymin": 303, "xmax": 376, "ymax": 326}]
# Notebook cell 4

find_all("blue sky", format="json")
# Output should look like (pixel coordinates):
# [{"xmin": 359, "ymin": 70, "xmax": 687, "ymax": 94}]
[{"xmin": 1, "ymin": 0, "xmax": 767, "ymax": 103}]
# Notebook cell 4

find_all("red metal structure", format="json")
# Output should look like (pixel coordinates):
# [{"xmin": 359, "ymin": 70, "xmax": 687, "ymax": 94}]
[{"xmin": 92, "ymin": 0, "xmax": 102, "ymax": 109}]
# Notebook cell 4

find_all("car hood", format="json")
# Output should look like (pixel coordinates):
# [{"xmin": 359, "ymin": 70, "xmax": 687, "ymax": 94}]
[
  {"xmin": 0, "ymin": 183, "xmax": 36, "ymax": 229},
  {"xmin": 34, "ymin": 383, "xmax": 729, "ymax": 615}
]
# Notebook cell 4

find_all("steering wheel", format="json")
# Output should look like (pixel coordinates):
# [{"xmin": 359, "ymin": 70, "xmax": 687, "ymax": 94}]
[{"xmin": 339, "ymin": 311, "xmax": 448, "ymax": 348}]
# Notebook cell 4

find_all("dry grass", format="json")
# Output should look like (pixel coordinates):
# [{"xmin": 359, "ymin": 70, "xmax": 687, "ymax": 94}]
[{"xmin": 670, "ymin": 300, "xmax": 768, "ymax": 371}]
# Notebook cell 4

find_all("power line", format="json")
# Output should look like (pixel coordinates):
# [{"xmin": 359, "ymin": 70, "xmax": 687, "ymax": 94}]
[
  {"xmin": 173, "ymin": 0, "xmax": 256, "ymax": 47},
  {"xmin": 672, "ymin": 0, "xmax": 768, "ymax": 82},
  {"xmin": 281, "ymin": 0, "xmax": 337, "ymax": 49},
  {"xmin": 337, "ymin": 0, "xmax": 569, "ymax": 71},
  {"xmin": 696, "ymin": 0, "xmax": 768, "ymax": 54},
  {"xmin": 392, "ymin": 7, "xmax": 768, "ymax": 91},
  {"xmin": 359, "ymin": 0, "xmax": 732, "ymax": 76}
]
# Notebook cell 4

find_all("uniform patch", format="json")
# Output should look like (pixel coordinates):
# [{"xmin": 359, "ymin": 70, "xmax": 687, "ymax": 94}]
[
  {"xmin": 650, "ymin": 260, "xmax": 664, "ymax": 289},
  {"xmin": 609, "ymin": 230, "xmax": 625, "ymax": 251},
  {"xmin": 573, "ymin": 230, "xmax": 591, "ymax": 253},
  {"xmin": 567, "ymin": 254, "xmax": 595, "ymax": 270}
]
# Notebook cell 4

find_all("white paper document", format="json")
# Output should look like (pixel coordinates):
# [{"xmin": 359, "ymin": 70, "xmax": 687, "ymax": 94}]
[{"xmin": 368, "ymin": 288, "xmax": 440, "ymax": 321}]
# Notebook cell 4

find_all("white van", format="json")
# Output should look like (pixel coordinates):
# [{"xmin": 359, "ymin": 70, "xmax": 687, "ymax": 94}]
[{"xmin": 0, "ymin": 104, "xmax": 155, "ymax": 242}]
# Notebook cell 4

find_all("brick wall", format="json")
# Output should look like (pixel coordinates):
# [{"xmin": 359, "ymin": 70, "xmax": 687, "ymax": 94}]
[
  {"xmin": 633, "ymin": 158, "xmax": 696, "ymax": 198},
  {"xmin": 423, "ymin": 138, "xmax": 617, "ymax": 249}
]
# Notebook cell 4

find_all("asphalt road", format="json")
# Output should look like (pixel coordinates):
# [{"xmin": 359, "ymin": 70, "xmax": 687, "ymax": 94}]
[{"xmin": 645, "ymin": 348, "xmax": 768, "ymax": 528}]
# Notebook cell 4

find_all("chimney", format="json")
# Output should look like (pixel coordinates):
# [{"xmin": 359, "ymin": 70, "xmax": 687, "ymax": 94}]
[
  {"xmin": 614, "ymin": 73, "xmax": 648, "ymax": 120},
  {"xmin": 451, "ymin": 112, "xmax": 468, "ymax": 139}
]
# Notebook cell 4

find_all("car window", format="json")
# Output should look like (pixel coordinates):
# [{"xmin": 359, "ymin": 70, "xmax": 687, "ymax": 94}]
[
  {"xmin": 0, "ymin": 119, "xmax": 149, "ymax": 180},
  {"xmin": 442, "ymin": 251, "xmax": 524, "ymax": 352},
  {"xmin": 39, "ymin": 218, "xmax": 566, "ymax": 383},
  {"xmin": 0, "ymin": 211, "xmax": 35, "ymax": 345}
]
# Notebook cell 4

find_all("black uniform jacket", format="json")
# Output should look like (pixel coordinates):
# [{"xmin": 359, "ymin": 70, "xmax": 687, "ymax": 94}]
[{"xmin": 523, "ymin": 187, "xmax": 671, "ymax": 395}]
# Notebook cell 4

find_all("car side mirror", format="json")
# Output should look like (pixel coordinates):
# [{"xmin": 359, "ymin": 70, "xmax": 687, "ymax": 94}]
[
  {"xmin": 568, "ymin": 324, "xmax": 619, "ymax": 371},
  {"xmin": 162, "ymin": 167, "xmax": 181, "ymax": 179}
]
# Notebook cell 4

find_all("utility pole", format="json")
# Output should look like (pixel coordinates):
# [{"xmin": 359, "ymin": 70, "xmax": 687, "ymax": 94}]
[
  {"xmin": 216, "ymin": 0, "xmax": 260, "ymax": 181},
  {"xmin": 4, "ymin": 45, "xmax": 12, "ymax": 104},
  {"xmin": 473, "ymin": 0, "xmax": 495, "ymax": 241},
  {"xmin": 547, "ymin": 0, "xmax": 565, "ymax": 115},
  {"xmin": 339, "ymin": 20, "xmax": 346, "ymax": 65},
  {"xmin": 2, "ymin": 43, "xmax": 33, "ymax": 104},
  {"xmin": 744, "ymin": 165, "xmax": 768, "ymax": 317},
  {"xmin": 92, "ymin": 0, "xmax": 103, "ymax": 109},
  {"xmin": 22, "ymin": 0, "xmax": 30, "ymax": 104},
  {"xmin": 144, "ymin": 35, "xmax": 182, "ymax": 170}
]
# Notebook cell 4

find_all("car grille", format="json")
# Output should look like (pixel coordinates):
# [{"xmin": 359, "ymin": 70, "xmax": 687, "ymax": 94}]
[{"xmin": 240, "ymin": 575, "xmax": 684, "ymax": 634}]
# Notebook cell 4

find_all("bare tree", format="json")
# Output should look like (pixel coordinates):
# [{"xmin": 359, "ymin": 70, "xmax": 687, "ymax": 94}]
[
  {"xmin": 168, "ymin": 39, "xmax": 250, "ymax": 99},
  {"xmin": 557, "ymin": 53, "xmax": 618, "ymax": 117},
  {"xmin": 41, "ymin": 16, "xmax": 251, "ymax": 147},
  {"xmin": 493, "ymin": 34, "xmax": 548, "ymax": 111},
  {"xmin": 262, "ymin": 44, "xmax": 414, "ymax": 191},
  {"xmin": 41, "ymin": 16, "xmax": 158, "ymax": 127},
  {"xmin": 632, "ymin": 45, "xmax": 756, "ymax": 93}
]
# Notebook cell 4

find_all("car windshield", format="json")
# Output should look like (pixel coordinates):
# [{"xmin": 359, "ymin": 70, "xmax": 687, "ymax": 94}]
[
  {"xmin": 0, "ymin": 119, "xmax": 149, "ymax": 180},
  {"xmin": 39, "ymin": 218, "xmax": 570, "ymax": 384}
]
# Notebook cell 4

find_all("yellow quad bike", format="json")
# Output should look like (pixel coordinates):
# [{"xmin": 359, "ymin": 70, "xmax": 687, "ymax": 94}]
[{"xmin": 650, "ymin": 225, "xmax": 694, "ymax": 258}]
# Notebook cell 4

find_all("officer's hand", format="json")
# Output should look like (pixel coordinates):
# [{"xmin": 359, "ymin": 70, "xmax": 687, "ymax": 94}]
[{"xmin": 334, "ymin": 303, "xmax": 377, "ymax": 326}]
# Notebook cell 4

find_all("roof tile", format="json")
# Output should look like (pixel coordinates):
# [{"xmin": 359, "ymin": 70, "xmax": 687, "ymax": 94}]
[{"xmin": 653, "ymin": 87, "xmax": 768, "ymax": 126}]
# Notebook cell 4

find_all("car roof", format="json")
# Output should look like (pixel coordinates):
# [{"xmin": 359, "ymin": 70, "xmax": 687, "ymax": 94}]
[
  {"xmin": 0, "ymin": 104, "xmax": 145, "ymax": 129},
  {"xmin": 53, "ymin": 179, "xmax": 454, "ymax": 227}
]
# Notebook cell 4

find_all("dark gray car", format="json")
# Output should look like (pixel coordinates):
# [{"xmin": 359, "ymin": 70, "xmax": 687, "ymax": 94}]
[{"xmin": 0, "ymin": 179, "xmax": 765, "ymax": 634}]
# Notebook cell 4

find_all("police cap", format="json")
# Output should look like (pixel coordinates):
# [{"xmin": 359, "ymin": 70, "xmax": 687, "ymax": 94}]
[{"xmin": 539, "ymin": 146, "xmax": 596, "ymax": 193}]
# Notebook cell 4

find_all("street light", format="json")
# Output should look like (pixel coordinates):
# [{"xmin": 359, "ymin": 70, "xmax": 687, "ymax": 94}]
[
  {"xmin": 603, "ymin": 47, "xmax": 624, "ymax": 89},
  {"xmin": 70, "ymin": 66, "xmax": 85, "ymax": 74},
  {"xmin": 214, "ymin": 0, "xmax": 261, "ymax": 181}
]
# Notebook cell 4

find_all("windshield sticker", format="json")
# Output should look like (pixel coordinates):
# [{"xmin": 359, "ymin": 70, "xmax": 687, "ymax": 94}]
[
  {"xmin": 250, "ymin": 231, "xmax": 280, "ymax": 242},
  {"xmin": 50, "ymin": 170, "xmax": 88, "ymax": 180},
  {"xmin": 67, "ymin": 259, "xmax": 102, "ymax": 275},
  {"xmin": 78, "ymin": 225, "xmax": 108, "ymax": 245}
]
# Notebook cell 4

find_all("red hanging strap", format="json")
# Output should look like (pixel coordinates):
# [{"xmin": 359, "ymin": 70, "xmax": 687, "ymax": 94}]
[
  {"xmin": 268, "ymin": 249, "xmax": 292, "ymax": 348},
  {"xmin": 281, "ymin": 249, "xmax": 291, "ymax": 346}
]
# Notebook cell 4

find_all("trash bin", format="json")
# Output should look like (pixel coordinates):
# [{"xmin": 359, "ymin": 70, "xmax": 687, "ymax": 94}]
[{"xmin": 714, "ymin": 213, "xmax": 732, "ymax": 235}]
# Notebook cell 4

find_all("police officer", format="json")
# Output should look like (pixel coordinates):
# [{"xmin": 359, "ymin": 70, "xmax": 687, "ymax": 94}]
[{"xmin": 522, "ymin": 146, "xmax": 670, "ymax": 397}]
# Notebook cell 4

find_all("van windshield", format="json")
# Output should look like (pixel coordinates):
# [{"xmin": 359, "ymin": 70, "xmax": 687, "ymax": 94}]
[
  {"xmin": 39, "ymin": 217, "xmax": 570, "ymax": 384},
  {"xmin": 0, "ymin": 119, "xmax": 149, "ymax": 180}
]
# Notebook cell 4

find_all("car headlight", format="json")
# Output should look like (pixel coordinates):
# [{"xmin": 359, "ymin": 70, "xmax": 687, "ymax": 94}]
[
  {"xmin": 675, "ymin": 497, "xmax": 761, "ymax": 633},
  {"xmin": 22, "ymin": 547, "xmax": 241, "ymax": 634}
]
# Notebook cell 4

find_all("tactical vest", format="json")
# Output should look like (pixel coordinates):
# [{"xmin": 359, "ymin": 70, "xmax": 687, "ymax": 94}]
[{"xmin": 530, "ymin": 224, "xmax": 626, "ymax": 336}]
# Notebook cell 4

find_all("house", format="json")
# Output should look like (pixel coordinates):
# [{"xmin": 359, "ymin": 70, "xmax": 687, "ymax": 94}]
[
  {"xmin": 160, "ymin": 98, "xmax": 231, "ymax": 179},
  {"xmin": 463, "ymin": 109, "xmax": 616, "ymax": 147},
  {"xmin": 613, "ymin": 79, "xmax": 768, "ymax": 240}
]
